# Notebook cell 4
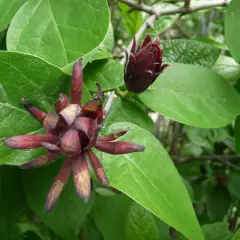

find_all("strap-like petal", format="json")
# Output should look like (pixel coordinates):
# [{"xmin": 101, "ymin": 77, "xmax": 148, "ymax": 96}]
[
  {"xmin": 20, "ymin": 152, "xmax": 60, "ymax": 169},
  {"xmin": 4, "ymin": 134, "xmax": 59, "ymax": 149},
  {"xmin": 71, "ymin": 59, "xmax": 83, "ymax": 106},
  {"xmin": 21, "ymin": 98, "xmax": 46, "ymax": 123},
  {"xmin": 72, "ymin": 152, "xmax": 91, "ymax": 201},
  {"xmin": 87, "ymin": 149, "xmax": 109, "ymax": 187},
  {"xmin": 95, "ymin": 141, "xmax": 144, "ymax": 155},
  {"xmin": 45, "ymin": 157, "xmax": 72, "ymax": 212}
]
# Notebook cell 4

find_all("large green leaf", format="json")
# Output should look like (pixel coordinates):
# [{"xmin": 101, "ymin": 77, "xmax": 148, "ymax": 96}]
[
  {"xmin": 126, "ymin": 202, "xmax": 159, "ymax": 240},
  {"xmin": 0, "ymin": 51, "xmax": 90, "ymax": 165},
  {"xmin": 213, "ymin": 56, "xmax": 240, "ymax": 81},
  {"xmin": 139, "ymin": 63, "xmax": 240, "ymax": 128},
  {"xmin": 83, "ymin": 23, "xmax": 114, "ymax": 64},
  {"xmin": 162, "ymin": 40, "xmax": 221, "ymax": 68},
  {"xmin": 91, "ymin": 194, "xmax": 132, "ymax": 240},
  {"xmin": 104, "ymin": 98, "xmax": 153, "ymax": 132},
  {"xmin": 225, "ymin": 0, "xmax": 240, "ymax": 63},
  {"xmin": 0, "ymin": 0, "xmax": 26, "ymax": 31},
  {"xmin": 7, "ymin": 0, "xmax": 110, "ymax": 67},
  {"xmin": 0, "ymin": 166, "xmax": 25, "ymax": 240},
  {"xmin": 22, "ymin": 159, "xmax": 94, "ymax": 240},
  {"xmin": 84, "ymin": 59, "xmax": 124, "ymax": 91},
  {"xmin": 61, "ymin": 23, "xmax": 114, "ymax": 75},
  {"xmin": 202, "ymin": 222, "xmax": 233, "ymax": 240},
  {"xmin": 100, "ymin": 122, "xmax": 203, "ymax": 240}
]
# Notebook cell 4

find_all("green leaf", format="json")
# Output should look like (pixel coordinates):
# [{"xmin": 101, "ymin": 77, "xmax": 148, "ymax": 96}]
[
  {"xmin": 0, "ymin": 166, "xmax": 25, "ymax": 240},
  {"xmin": 91, "ymin": 194, "xmax": 132, "ymax": 240},
  {"xmin": 195, "ymin": 38, "xmax": 228, "ymax": 51},
  {"xmin": 234, "ymin": 116, "xmax": 240, "ymax": 153},
  {"xmin": 139, "ymin": 63, "xmax": 240, "ymax": 128},
  {"xmin": 202, "ymin": 222, "xmax": 233, "ymax": 240},
  {"xmin": 105, "ymin": 98, "xmax": 153, "ymax": 132},
  {"xmin": 119, "ymin": 2, "xmax": 142, "ymax": 36},
  {"xmin": 0, "ymin": 51, "xmax": 90, "ymax": 165},
  {"xmin": 126, "ymin": 202, "xmax": 159, "ymax": 240},
  {"xmin": 213, "ymin": 56, "xmax": 240, "ymax": 81},
  {"xmin": 84, "ymin": 23, "xmax": 114, "ymax": 64},
  {"xmin": 232, "ymin": 229, "xmax": 240, "ymax": 240},
  {"xmin": 0, "ymin": 0, "xmax": 26, "ymax": 31},
  {"xmin": 225, "ymin": 0, "xmax": 240, "ymax": 63},
  {"xmin": 62, "ymin": 20, "xmax": 114, "ymax": 75},
  {"xmin": 100, "ymin": 122, "xmax": 203, "ymax": 240},
  {"xmin": 84, "ymin": 59, "xmax": 124, "ymax": 91},
  {"xmin": 22, "ymin": 159, "xmax": 94, "ymax": 240},
  {"xmin": 205, "ymin": 180, "xmax": 231, "ymax": 222},
  {"xmin": 162, "ymin": 40, "xmax": 221, "ymax": 68},
  {"xmin": 7, "ymin": 0, "xmax": 110, "ymax": 67}
]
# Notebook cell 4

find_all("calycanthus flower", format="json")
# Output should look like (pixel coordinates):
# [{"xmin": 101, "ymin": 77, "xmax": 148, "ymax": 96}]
[
  {"xmin": 3, "ymin": 59, "xmax": 145, "ymax": 212},
  {"xmin": 124, "ymin": 34, "xmax": 169, "ymax": 93}
]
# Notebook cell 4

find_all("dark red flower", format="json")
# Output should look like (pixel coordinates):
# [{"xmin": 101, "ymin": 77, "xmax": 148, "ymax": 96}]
[
  {"xmin": 3, "ymin": 59, "xmax": 144, "ymax": 212},
  {"xmin": 124, "ymin": 34, "xmax": 169, "ymax": 93}
]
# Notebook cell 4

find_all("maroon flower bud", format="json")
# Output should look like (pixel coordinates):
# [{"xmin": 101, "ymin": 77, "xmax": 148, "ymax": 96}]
[{"xmin": 124, "ymin": 35, "xmax": 169, "ymax": 93}]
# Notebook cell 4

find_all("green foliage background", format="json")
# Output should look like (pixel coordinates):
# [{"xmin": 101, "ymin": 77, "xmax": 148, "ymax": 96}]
[{"xmin": 1, "ymin": 0, "xmax": 240, "ymax": 239}]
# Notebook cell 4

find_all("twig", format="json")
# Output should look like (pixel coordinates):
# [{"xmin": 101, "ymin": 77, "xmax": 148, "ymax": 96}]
[
  {"xmin": 119, "ymin": 0, "xmax": 229, "ymax": 16},
  {"xmin": 119, "ymin": 0, "xmax": 156, "ymax": 14},
  {"xmin": 175, "ymin": 155, "xmax": 240, "ymax": 172}
]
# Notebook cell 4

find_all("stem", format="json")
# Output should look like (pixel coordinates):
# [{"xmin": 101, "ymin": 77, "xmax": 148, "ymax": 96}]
[{"xmin": 119, "ymin": 0, "xmax": 229, "ymax": 16}]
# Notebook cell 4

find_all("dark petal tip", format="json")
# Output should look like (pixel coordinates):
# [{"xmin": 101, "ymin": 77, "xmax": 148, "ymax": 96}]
[{"xmin": 136, "ymin": 145, "xmax": 145, "ymax": 152}]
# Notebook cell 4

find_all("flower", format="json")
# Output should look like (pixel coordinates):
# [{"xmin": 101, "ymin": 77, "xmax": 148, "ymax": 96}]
[
  {"xmin": 3, "ymin": 59, "xmax": 145, "ymax": 212},
  {"xmin": 124, "ymin": 34, "xmax": 169, "ymax": 93}
]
